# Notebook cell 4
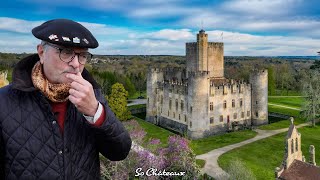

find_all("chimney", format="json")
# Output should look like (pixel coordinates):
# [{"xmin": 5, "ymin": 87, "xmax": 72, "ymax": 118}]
[{"xmin": 309, "ymin": 145, "xmax": 316, "ymax": 165}]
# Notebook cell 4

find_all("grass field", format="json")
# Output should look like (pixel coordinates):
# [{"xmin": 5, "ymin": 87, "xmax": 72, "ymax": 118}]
[
  {"xmin": 128, "ymin": 91, "xmax": 146, "ymax": 99},
  {"xmin": 190, "ymin": 130, "xmax": 257, "ymax": 155},
  {"xmin": 133, "ymin": 116, "xmax": 174, "ymax": 148},
  {"xmin": 218, "ymin": 123, "xmax": 320, "ymax": 180},
  {"xmin": 259, "ymin": 117, "xmax": 305, "ymax": 130},
  {"xmin": 268, "ymin": 96, "xmax": 304, "ymax": 109}
]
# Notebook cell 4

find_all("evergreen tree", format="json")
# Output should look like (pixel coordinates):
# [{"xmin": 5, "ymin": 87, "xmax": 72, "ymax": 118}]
[
  {"xmin": 268, "ymin": 66, "xmax": 276, "ymax": 95},
  {"xmin": 108, "ymin": 83, "xmax": 131, "ymax": 121}
]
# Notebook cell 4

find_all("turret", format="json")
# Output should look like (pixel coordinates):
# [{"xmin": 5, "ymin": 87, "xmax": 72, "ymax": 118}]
[{"xmin": 250, "ymin": 69, "xmax": 268, "ymax": 125}]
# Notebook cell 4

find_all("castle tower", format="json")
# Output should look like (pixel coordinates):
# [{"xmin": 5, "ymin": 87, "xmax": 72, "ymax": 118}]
[
  {"xmin": 197, "ymin": 29, "xmax": 208, "ymax": 72},
  {"xmin": 250, "ymin": 69, "xmax": 268, "ymax": 125},
  {"xmin": 146, "ymin": 68, "xmax": 163, "ymax": 124},
  {"xmin": 186, "ymin": 30, "xmax": 224, "ymax": 78},
  {"xmin": 187, "ymin": 71, "xmax": 210, "ymax": 139}
]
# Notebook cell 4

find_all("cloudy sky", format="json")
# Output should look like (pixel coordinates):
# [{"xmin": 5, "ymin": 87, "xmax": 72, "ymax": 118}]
[{"xmin": 0, "ymin": 0, "xmax": 319, "ymax": 56}]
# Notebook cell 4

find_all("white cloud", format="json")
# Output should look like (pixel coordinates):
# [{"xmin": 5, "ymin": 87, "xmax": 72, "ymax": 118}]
[
  {"xmin": 220, "ymin": 0, "xmax": 301, "ymax": 16},
  {"xmin": 0, "ymin": 17, "xmax": 318, "ymax": 56},
  {"xmin": 146, "ymin": 29, "xmax": 193, "ymax": 41},
  {"xmin": 0, "ymin": 17, "xmax": 43, "ymax": 33}
]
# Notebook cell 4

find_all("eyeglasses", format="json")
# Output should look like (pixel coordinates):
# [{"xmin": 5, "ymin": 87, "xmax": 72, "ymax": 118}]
[{"xmin": 44, "ymin": 43, "xmax": 93, "ymax": 65}]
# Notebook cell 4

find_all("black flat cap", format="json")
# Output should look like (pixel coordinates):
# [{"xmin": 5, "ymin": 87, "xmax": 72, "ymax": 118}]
[{"xmin": 32, "ymin": 19, "xmax": 99, "ymax": 48}]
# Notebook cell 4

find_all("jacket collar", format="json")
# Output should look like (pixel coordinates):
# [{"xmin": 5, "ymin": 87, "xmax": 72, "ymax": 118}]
[{"xmin": 12, "ymin": 53, "xmax": 100, "ymax": 92}]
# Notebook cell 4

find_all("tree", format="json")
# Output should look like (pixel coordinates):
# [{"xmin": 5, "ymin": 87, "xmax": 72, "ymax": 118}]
[
  {"xmin": 108, "ymin": 83, "xmax": 131, "ymax": 121},
  {"xmin": 268, "ymin": 66, "xmax": 276, "ymax": 95},
  {"xmin": 226, "ymin": 159, "xmax": 256, "ymax": 180},
  {"xmin": 302, "ymin": 70, "xmax": 320, "ymax": 127}
]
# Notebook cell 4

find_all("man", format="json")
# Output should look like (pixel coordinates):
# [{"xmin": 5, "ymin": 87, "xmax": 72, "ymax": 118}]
[{"xmin": 0, "ymin": 19, "xmax": 132, "ymax": 179}]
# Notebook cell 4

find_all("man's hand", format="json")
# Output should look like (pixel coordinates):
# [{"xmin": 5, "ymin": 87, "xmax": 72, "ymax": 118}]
[{"xmin": 66, "ymin": 72, "xmax": 98, "ymax": 116}]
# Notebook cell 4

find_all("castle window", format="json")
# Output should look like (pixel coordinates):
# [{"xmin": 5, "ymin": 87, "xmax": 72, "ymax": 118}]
[
  {"xmin": 220, "ymin": 115, "xmax": 223, "ymax": 122},
  {"xmin": 210, "ymin": 117, "xmax": 214, "ymax": 124},
  {"xmin": 247, "ymin": 111, "xmax": 250, "ymax": 117},
  {"xmin": 291, "ymin": 139, "xmax": 294, "ymax": 154},
  {"xmin": 240, "ymin": 99, "xmax": 243, "ymax": 107},
  {"xmin": 256, "ymin": 112, "xmax": 259, "ymax": 117},
  {"xmin": 232, "ymin": 99, "xmax": 235, "ymax": 108},
  {"xmin": 190, "ymin": 106, "xmax": 193, "ymax": 114},
  {"xmin": 233, "ymin": 113, "xmax": 237, "ymax": 119},
  {"xmin": 173, "ymin": 112, "xmax": 175, "ymax": 118},
  {"xmin": 256, "ymin": 101, "xmax": 258, "ymax": 105},
  {"xmin": 210, "ymin": 86, "xmax": 215, "ymax": 96},
  {"xmin": 181, "ymin": 100, "xmax": 184, "ymax": 111},
  {"xmin": 169, "ymin": 98, "xmax": 172, "ymax": 110},
  {"xmin": 179, "ymin": 114, "xmax": 180, "ymax": 120},
  {"xmin": 176, "ymin": 99, "xmax": 178, "ymax": 111},
  {"xmin": 168, "ymin": 111, "xmax": 169, "ymax": 116},
  {"xmin": 190, "ymin": 121, "xmax": 192, "ymax": 128},
  {"xmin": 241, "ymin": 112, "xmax": 244, "ymax": 118},
  {"xmin": 185, "ymin": 115, "xmax": 187, "ymax": 122},
  {"xmin": 296, "ymin": 138, "xmax": 298, "ymax": 151},
  {"xmin": 223, "ymin": 101, "xmax": 227, "ymax": 109},
  {"xmin": 210, "ymin": 102, "xmax": 213, "ymax": 111},
  {"xmin": 161, "ymin": 95, "xmax": 163, "ymax": 105}
]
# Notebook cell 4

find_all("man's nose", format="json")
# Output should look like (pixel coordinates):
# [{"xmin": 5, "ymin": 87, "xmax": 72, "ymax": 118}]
[{"xmin": 69, "ymin": 54, "xmax": 80, "ymax": 69}]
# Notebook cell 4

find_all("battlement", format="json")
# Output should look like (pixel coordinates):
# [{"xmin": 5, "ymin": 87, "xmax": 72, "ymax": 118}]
[
  {"xmin": 208, "ymin": 42, "xmax": 223, "ymax": 48},
  {"xmin": 251, "ymin": 69, "xmax": 268, "ymax": 75},
  {"xmin": 188, "ymin": 71, "xmax": 210, "ymax": 78}
]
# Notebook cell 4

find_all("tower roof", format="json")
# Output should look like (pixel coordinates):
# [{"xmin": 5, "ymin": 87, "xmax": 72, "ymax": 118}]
[{"xmin": 199, "ymin": 29, "xmax": 205, "ymax": 33}]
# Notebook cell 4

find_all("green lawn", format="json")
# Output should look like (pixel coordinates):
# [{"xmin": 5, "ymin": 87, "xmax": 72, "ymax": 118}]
[
  {"xmin": 259, "ymin": 117, "xmax": 306, "ymax": 130},
  {"xmin": 190, "ymin": 130, "xmax": 257, "ymax": 155},
  {"xmin": 133, "ymin": 116, "xmax": 174, "ymax": 148},
  {"xmin": 127, "ymin": 104, "xmax": 146, "ymax": 110},
  {"xmin": 269, "ymin": 96, "xmax": 304, "ymax": 108},
  {"xmin": 196, "ymin": 159, "xmax": 206, "ymax": 168},
  {"xmin": 268, "ymin": 105, "xmax": 301, "ymax": 117},
  {"xmin": 218, "ymin": 123, "xmax": 320, "ymax": 180},
  {"xmin": 128, "ymin": 91, "xmax": 146, "ymax": 99}
]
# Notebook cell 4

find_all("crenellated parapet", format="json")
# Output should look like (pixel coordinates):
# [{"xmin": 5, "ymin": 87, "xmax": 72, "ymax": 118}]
[{"xmin": 187, "ymin": 71, "xmax": 211, "ymax": 78}]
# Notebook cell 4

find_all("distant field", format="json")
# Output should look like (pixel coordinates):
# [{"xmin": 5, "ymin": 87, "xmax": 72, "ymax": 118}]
[{"xmin": 218, "ymin": 123, "xmax": 320, "ymax": 180}]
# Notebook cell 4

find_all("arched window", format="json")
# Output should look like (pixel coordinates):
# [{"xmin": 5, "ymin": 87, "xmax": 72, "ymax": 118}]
[
  {"xmin": 232, "ymin": 99, "xmax": 235, "ymax": 108},
  {"xmin": 296, "ymin": 138, "xmax": 298, "ymax": 151},
  {"xmin": 223, "ymin": 100, "xmax": 227, "ymax": 109}
]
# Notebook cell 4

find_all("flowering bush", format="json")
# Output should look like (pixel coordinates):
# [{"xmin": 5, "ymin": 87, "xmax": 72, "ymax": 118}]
[{"xmin": 100, "ymin": 120, "xmax": 200, "ymax": 180}]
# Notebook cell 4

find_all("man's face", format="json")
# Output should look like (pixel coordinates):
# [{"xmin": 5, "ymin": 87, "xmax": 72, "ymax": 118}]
[{"xmin": 37, "ymin": 43, "xmax": 88, "ymax": 84}]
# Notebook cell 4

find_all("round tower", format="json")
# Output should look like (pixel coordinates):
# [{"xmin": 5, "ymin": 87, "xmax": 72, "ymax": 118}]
[
  {"xmin": 249, "ymin": 69, "xmax": 268, "ymax": 126},
  {"xmin": 146, "ymin": 68, "xmax": 163, "ymax": 124},
  {"xmin": 187, "ymin": 71, "xmax": 210, "ymax": 139}
]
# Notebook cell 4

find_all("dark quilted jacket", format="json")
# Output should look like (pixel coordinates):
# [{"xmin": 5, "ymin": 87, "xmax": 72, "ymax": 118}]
[{"xmin": 0, "ymin": 54, "xmax": 132, "ymax": 179}]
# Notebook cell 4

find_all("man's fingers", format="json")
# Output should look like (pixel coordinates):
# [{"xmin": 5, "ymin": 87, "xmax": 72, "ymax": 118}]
[
  {"xmin": 65, "ymin": 72, "xmax": 83, "ymax": 84},
  {"xmin": 69, "ymin": 88, "xmax": 86, "ymax": 99},
  {"xmin": 70, "ymin": 81, "xmax": 86, "ymax": 92}
]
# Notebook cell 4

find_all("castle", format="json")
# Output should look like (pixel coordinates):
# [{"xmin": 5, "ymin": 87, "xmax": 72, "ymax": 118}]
[{"xmin": 146, "ymin": 30, "xmax": 268, "ymax": 139}]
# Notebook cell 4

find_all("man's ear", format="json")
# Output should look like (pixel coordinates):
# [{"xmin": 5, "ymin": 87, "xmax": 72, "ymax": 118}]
[{"xmin": 37, "ymin": 44, "xmax": 45, "ymax": 64}]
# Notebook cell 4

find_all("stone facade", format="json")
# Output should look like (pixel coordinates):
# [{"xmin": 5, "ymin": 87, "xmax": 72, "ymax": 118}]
[{"xmin": 147, "ymin": 30, "xmax": 268, "ymax": 139}]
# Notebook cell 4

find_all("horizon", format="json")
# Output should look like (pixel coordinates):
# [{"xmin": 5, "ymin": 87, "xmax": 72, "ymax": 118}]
[{"xmin": 1, "ymin": 0, "xmax": 320, "ymax": 56}]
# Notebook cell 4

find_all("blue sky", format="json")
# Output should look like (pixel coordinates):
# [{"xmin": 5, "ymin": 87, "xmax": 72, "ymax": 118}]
[{"xmin": 0, "ymin": 0, "xmax": 319, "ymax": 56}]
